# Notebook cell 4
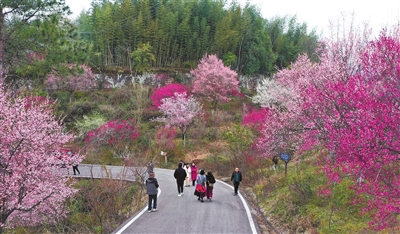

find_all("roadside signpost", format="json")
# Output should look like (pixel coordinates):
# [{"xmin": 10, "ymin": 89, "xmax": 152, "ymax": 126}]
[
  {"xmin": 161, "ymin": 151, "xmax": 167, "ymax": 165},
  {"xmin": 280, "ymin": 152, "xmax": 291, "ymax": 177}
]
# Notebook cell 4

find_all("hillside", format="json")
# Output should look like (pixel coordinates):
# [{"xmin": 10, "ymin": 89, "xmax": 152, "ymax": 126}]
[{"xmin": 43, "ymin": 75, "xmax": 372, "ymax": 234}]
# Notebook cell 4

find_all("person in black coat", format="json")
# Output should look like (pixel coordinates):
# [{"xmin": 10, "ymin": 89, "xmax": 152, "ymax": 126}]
[
  {"xmin": 206, "ymin": 171, "xmax": 216, "ymax": 200},
  {"xmin": 230, "ymin": 167, "xmax": 242, "ymax": 195},
  {"xmin": 174, "ymin": 162, "xmax": 187, "ymax": 196},
  {"xmin": 68, "ymin": 151, "xmax": 80, "ymax": 175},
  {"xmin": 146, "ymin": 172, "xmax": 159, "ymax": 212}
]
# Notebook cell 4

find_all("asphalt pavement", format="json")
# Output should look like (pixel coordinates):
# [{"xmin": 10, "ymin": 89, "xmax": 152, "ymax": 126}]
[
  {"xmin": 113, "ymin": 168, "xmax": 259, "ymax": 234},
  {"xmin": 67, "ymin": 165, "xmax": 259, "ymax": 234}
]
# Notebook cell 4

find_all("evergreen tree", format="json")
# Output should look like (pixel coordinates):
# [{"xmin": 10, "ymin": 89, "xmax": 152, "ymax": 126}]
[{"xmin": 0, "ymin": 0, "xmax": 88, "ymax": 85}]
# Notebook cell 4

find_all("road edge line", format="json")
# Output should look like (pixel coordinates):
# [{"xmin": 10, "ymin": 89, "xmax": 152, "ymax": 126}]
[
  {"xmin": 114, "ymin": 187, "xmax": 162, "ymax": 234},
  {"xmin": 218, "ymin": 180, "xmax": 258, "ymax": 234}
]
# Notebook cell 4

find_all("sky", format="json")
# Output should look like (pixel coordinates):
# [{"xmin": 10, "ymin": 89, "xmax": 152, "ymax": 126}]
[{"xmin": 65, "ymin": 0, "xmax": 400, "ymax": 37}]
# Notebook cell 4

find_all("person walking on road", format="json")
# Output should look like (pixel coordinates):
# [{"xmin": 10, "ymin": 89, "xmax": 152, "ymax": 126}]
[
  {"xmin": 184, "ymin": 164, "xmax": 192, "ymax": 187},
  {"xmin": 190, "ymin": 162, "xmax": 198, "ymax": 186},
  {"xmin": 68, "ymin": 151, "xmax": 80, "ymax": 175},
  {"xmin": 146, "ymin": 172, "xmax": 159, "ymax": 212},
  {"xmin": 231, "ymin": 167, "xmax": 242, "ymax": 195},
  {"xmin": 206, "ymin": 171, "xmax": 216, "ymax": 200},
  {"xmin": 147, "ymin": 160, "xmax": 154, "ymax": 174},
  {"xmin": 174, "ymin": 162, "xmax": 187, "ymax": 196},
  {"xmin": 195, "ymin": 169, "xmax": 207, "ymax": 202}
]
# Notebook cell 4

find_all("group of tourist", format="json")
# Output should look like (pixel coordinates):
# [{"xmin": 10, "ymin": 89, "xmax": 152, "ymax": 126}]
[
  {"xmin": 172, "ymin": 161, "xmax": 216, "ymax": 202},
  {"xmin": 193, "ymin": 167, "xmax": 217, "ymax": 202},
  {"xmin": 145, "ymin": 160, "xmax": 242, "ymax": 211}
]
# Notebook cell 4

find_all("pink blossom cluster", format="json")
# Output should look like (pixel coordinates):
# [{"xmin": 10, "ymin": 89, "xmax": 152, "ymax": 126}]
[
  {"xmin": 85, "ymin": 118, "xmax": 140, "ymax": 147},
  {"xmin": 150, "ymin": 83, "xmax": 189, "ymax": 108},
  {"xmin": 190, "ymin": 54, "xmax": 239, "ymax": 105},
  {"xmin": 255, "ymin": 32, "xmax": 399, "ymax": 230},
  {"xmin": 153, "ymin": 92, "xmax": 202, "ymax": 139},
  {"xmin": 242, "ymin": 107, "xmax": 268, "ymax": 131},
  {"xmin": 0, "ymin": 85, "xmax": 83, "ymax": 229},
  {"xmin": 24, "ymin": 96, "xmax": 48, "ymax": 109},
  {"xmin": 45, "ymin": 64, "xmax": 97, "ymax": 92}
]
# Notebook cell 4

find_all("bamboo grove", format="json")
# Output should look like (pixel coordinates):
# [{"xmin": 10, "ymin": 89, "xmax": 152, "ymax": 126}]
[{"xmin": 76, "ymin": 0, "xmax": 319, "ymax": 75}]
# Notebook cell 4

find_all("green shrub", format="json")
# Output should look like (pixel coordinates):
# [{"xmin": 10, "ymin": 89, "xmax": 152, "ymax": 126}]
[
  {"xmin": 74, "ymin": 111, "xmax": 107, "ymax": 139},
  {"xmin": 89, "ymin": 91, "xmax": 109, "ymax": 104},
  {"xmin": 71, "ymin": 90, "xmax": 91, "ymax": 102},
  {"xmin": 67, "ymin": 101, "xmax": 98, "ymax": 116},
  {"xmin": 51, "ymin": 90, "xmax": 70, "ymax": 103},
  {"xmin": 107, "ymin": 88, "xmax": 131, "ymax": 106},
  {"xmin": 84, "ymin": 149, "xmax": 118, "ymax": 165}
]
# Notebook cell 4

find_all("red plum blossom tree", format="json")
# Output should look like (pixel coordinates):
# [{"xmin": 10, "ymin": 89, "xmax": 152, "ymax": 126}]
[
  {"xmin": 306, "ymin": 34, "xmax": 399, "ymax": 230},
  {"xmin": 190, "ymin": 54, "xmax": 239, "ymax": 110},
  {"xmin": 85, "ymin": 119, "xmax": 140, "ymax": 158},
  {"xmin": 242, "ymin": 106, "xmax": 268, "ymax": 133},
  {"xmin": 254, "ymin": 31, "xmax": 400, "ymax": 230},
  {"xmin": 150, "ymin": 83, "xmax": 189, "ymax": 108},
  {"xmin": 0, "ymin": 86, "xmax": 83, "ymax": 232}
]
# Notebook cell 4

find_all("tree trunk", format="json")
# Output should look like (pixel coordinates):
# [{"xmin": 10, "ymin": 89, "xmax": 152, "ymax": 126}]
[
  {"xmin": 0, "ymin": 8, "xmax": 5, "ymax": 79},
  {"xmin": 236, "ymin": 34, "xmax": 245, "ymax": 72},
  {"xmin": 181, "ymin": 131, "xmax": 186, "ymax": 147}
]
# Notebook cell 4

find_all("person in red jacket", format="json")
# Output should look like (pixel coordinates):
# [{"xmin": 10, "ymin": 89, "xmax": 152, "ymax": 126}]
[{"xmin": 190, "ymin": 162, "xmax": 198, "ymax": 186}]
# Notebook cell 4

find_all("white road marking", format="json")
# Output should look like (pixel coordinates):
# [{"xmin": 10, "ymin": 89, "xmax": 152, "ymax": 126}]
[
  {"xmin": 114, "ymin": 167, "xmax": 257, "ymax": 234},
  {"xmin": 115, "ymin": 187, "xmax": 162, "ymax": 234},
  {"xmin": 219, "ymin": 180, "xmax": 258, "ymax": 234}
]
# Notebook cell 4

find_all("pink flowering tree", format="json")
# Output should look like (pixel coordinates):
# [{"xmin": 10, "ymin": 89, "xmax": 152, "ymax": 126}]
[
  {"xmin": 149, "ymin": 83, "xmax": 189, "ymax": 108},
  {"xmin": 153, "ymin": 92, "xmax": 203, "ymax": 146},
  {"xmin": 190, "ymin": 54, "xmax": 239, "ymax": 110},
  {"xmin": 303, "ymin": 33, "xmax": 400, "ymax": 231},
  {"xmin": 0, "ymin": 86, "xmax": 83, "ymax": 232},
  {"xmin": 45, "ymin": 64, "xmax": 97, "ymax": 93},
  {"xmin": 254, "ymin": 31, "xmax": 400, "ymax": 230},
  {"xmin": 85, "ymin": 118, "xmax": 140, "ymax": 158}
]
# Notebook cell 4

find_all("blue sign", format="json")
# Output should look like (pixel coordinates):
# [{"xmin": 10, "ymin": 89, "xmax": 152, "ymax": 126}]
[{"xmin": 280, "ymin": 153, "xmax": 291, "ymax": 163}]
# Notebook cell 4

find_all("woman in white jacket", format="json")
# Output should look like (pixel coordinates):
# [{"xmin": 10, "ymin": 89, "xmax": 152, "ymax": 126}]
[{"xmin": 184, "ymin": 164, "xmax": 192, "ymax": 187}]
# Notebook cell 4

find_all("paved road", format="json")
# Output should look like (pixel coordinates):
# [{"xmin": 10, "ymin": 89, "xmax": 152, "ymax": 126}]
[
  {"xmin": 67, "ymin": 165, "xmax": 259, "ymax": 234},
  {"xmin": 113, "ymin": 168, "xmax": 259, "ymax": 234},
  {"xmin": 66, "ymin": 164, "xmax": 140, "ymax": 181}
]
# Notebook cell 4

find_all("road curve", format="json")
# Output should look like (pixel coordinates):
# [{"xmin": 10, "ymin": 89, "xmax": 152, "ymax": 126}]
[
  {"xmin": 67, "ymin": 164, "xmax": 138, "ymax": 181},
  {"xmin": 112, "ymin": 168, "xmax": 260, "ymax": 234}
]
